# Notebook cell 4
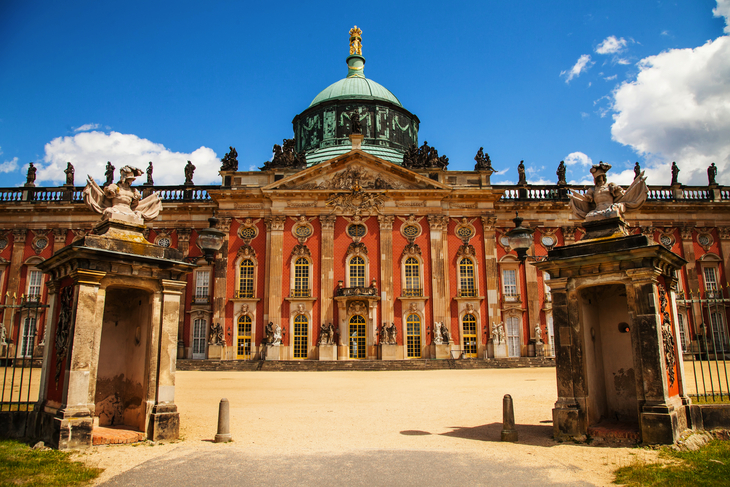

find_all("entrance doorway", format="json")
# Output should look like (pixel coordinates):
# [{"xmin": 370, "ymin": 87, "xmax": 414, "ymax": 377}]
[
  {"xmin": 237, "ymin": 315, "xmax": 252, "ymax": 359},
  {"xmin": 463, "ymin": 314, "xmax": 477, "ymax": 358},
  {"xmin": 192, "ymin": 318, "xmax": 207, "ymax": 359},
  {"xmin": 293, "ymin": 314, "xmax": 308, "ymax": 359},
  {"xmin": 349, "ymin": 315, "xmax": 366, "ymax": 359},
  {"xmin": 406, "ymin": 314, "xmax": 421, "ymax": 358}
]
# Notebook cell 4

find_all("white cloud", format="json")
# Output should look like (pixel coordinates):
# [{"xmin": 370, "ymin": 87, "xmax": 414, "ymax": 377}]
[
  {"xmin": 596, "ymin": 36, "xmax": 627, "ymax": 55},
  {"xmin": 74, "ymin": 123, "xmax": 101, "ymax": 132},
  {"xmin": 715, "ymin": 0, "xmax": 730, "ymax": 33},
  {"xmin": 0, "ymin": 157, "xmax": 18, "ymax": 173},
  {"xmin": 561, "ymin": 54, "xmax": 593, "ymax": 83},
  {"xmin": 616, "ymin": 58, "xmax": 631, "ymax": 65},
  {"xmin": 604, "ymin": 74, "xmax": 618, "ymax": 81},
  {"xmin": 610, "ymin": 33, "xmax": 730, "ymax": 185},
  {"xmin": 37, "ymin": 131, "xmax": 221, "ymax": 186},
  {"xmin": 564, "ymin": 152, "xmax": 593, "ymax": 166}
]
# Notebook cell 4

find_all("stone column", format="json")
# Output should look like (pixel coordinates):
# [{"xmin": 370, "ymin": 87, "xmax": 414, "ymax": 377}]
[
  {"xmin": 378, "ymin": 215, "xmax": 395, "ymax": 332},
  {"xmin": 427, "ymin": 215, "xmax": 448, "ymax": 323},
  {"xmin": 265, "ymin": 216, "xmax": 286, "ymax": 335},
  {"xmin": 319, "ymin": 216, "xmax": 336, "ymax": 327},
  {"xmin": 175, "ymin": 228, "xmax": 192, "ymax": 357},
  {"xmin": 440, "ymin": 216, "xmax": 451, "ymax": 325},
  {"xmin": 212, "ymin": 218, "xmax": 231, "ymax": 357},
  {"xmin": 525, "ymin": 241, "xmax": 540, "ymax": 345},
  {"xmin": 481, "ymin": 216, "xmax": 500, "ymax": 349},
  {"xmin": 718, "ymin": 227, "xmax": 730, "ymax": 295}
]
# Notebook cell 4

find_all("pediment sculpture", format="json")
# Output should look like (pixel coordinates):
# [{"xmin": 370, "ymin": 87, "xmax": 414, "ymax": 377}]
[
  {"xmin": 298, "ymin": 167, "xmax": 405, "ymax": 190},
  {"xmin": 83, "ymin": 165, "xmax": 161, "ymax": 225},
  {"xmin": 568, "ymin": 162, "xmax": 647, "ymax": 222}
]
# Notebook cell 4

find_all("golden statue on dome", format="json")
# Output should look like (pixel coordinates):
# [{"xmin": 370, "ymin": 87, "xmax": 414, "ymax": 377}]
[{"xmin": 349, "ymin": 26, "xmax": 362, "ymax": 55}]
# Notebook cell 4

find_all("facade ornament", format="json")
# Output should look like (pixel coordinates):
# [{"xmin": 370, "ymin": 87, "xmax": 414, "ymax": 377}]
[
  {"xmin": 535, "ymin": 324, "xmax": 543, "ymax": 344},
  {"xmin": 291, "ymin": 243, "xmax": 311, "ymax": 258},
  {"xmin": 671, "ymin": 162, "xmax": 680, "ymax": 186},
  {"xmin": 427, "ymin": 214, "xmax": 446, "ymax": 231},
  {"xmin": 220, "ymin": 147, "xmax": 239, "ymax": 172},
  {"xmin": 348, "ymin": 301, "xmax": 367, "ymax": 316},
  {"xmin": 55, "ymin": 286, "xmax": 74, "ymax": 386},
  {"xmin": 434, "ymin": 322, "xmax": 443, "ymax": 345},
  {"xmin": 708, "ymin": 163, "xmax": 718, "ymax": 186},
  {"xmin": 64, "ymin": 162, "xmax": 74, "ymax": 186},
  {"xmin": 146, "ymin": 162, "xmax": 154, "ymax": 185},
  {"xmin": 517, "ymin": 160, "xmax": 527, "ymax": 185},
  {"xmin": 409, "ymin": 302, "xmax": 418, "ymax": 313},
  {"xmin": 380, "ymin": 322, "xmax": 397, "ymax": 345},
  {"xmin": 401, "ymin": 141, "xmax": 449, "ymax": 170},
  {"xmin": 718, "ymin": 227, "xmax": 730, "ymax": 241},
  {"xmin": 658, "ymin": 285, "xmax": 676, "ymax": 387},
  {"xmin": 337, "ymin": 281, "xmax": 378, "ymax": 297},
  {"xmin": 83, "ymin": 165, "xmax": 162, "ymax": 224},
  {"xmin": 481, "ymin": 215, "xmax": 497, "ymax": 232},
  {"xmin": 556, "ymin": 161, "xmax": 566, "ymax": 186},
  {"xmin": 52, "ymin": 228, "xmax": 67, "ymax": 244},
  {"xmin": 209, "ymin": 322, "xmax": 224, "ymax": 346},
  {"xmin": 326, "ymin": 180, "xmax": 385, "ymax": 215},
  {"xmin": 177, "ymin": 228, "xmax": 192, "ymax": 242},
  {"xmin": 184, "ymin": 161, "xmax": 196, "ymax": 185},
  {"xmin": 237, "ymin": 243, "xmax": 257, "ymax": 259},
  {"xmin": 349, "ymin": 26, "xmax": 362, "ymax": 55},
  {"xmin": 320, "ymin": 215, "xmax": 337, "ymax": 230},
  {"xmin": 299, "ymin": 167, "xmax": 403, "ymax": 190},
  {"xmin": 436, "ymin": 322, "xmax": 450, "ymax": 344},
  {"xmin": 561, "ymin": 226, "xmax": 576, "ymax": 244},
  {"xmin": 474, "ymin": 147, "xmax": 493, "ymax": 171},
  {"xmin": 680, "ymin": 226, "xmax": 694, "ymax": 241},
  {"xmin": 25, "ymin": 162, "xmax": 37, "ymax": 187},
  {"xmin": 378, "ymin": 214, "xmax": 394, "ymax": 230},
  {"xmin": 456, "ymin": 242, "xmax": 476, "ymax": 258},
  {"xmin": 71, "ymin": 228, "xmax": 88, "ymax": 242},
  {"xmin": 291, "ymin": 215, "xmax": 315, "ymax": 243},
  {"xmin": 492, "ymin": 322, "xmax": 505, "ymax": 345},
  {"xmin": 568, "ymin": 162, "xmax": 647, "ymax": 222},
  {"xmin": 401, "ymin": 242, "xmax": 422, "ymax": 259},
  {"xmin": 241, "ymin": 303, "xmax": 249, "ymax": 315},
  {"xmin": 318, "ymin": 322, "xmax": 336, "ymax": 345},
  {"xmin": 12, "ymin": 229, "xmax": 28, "ymax": 244},
  {"xmin": 266, "ymin": 216, "xmax": 287, "ymax": 232},
  {"xmin": 31, "ymin": 230, "xmax": 50, "ymax": 254},
  {"xmin": 260, "ymin": 138, "xmax": 306, "ymax": 170},
  {"xmin": 347, "ymin": 241, "xmax": 368, "ymax": 256}
]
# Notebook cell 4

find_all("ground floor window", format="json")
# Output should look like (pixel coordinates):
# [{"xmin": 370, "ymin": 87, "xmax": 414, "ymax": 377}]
[
  {"xmin": 349, "ymin": 315, "xmax": 366, "ymax": 359},
  {"xmin": 192, "ymin": 318, "xmax": 207, "ymax": 359},
  {"xmin": 506, "ymin": 316, "xmax": 520, "ymax": 358},
  {"xmin": 406, "ymin": 314, "xmax": 421, "ymax": 358},
  {"xmin": 293, "ymin": 314, "xmax": 308, "ymax": 359},
  {"xmin": 463, "ymin": 314, "xmax": 477, "ymax": 358},
  {"xmin": 710, "ymin": 312, "xmax": 728, "ymax": 351},
  {"xmin": 237, "ymin": 315, "xmax": 252, "ymax": 359},
  {"xmin": 20, "ymin": 317, "xmax": 36, "ymax": 358}
]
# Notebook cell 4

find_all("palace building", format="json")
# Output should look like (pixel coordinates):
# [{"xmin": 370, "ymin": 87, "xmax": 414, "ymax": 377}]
[{"xmin": 2, "ymin": 28, "xmax": 729, "ymax": 364}]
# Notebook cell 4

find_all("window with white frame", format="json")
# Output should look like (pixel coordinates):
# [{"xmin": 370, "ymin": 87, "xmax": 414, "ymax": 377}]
[
  {"xmin": 26, "ymin": 269, "xmax": 43, "ymax": 302},
  {"xmin": 194, "ymin": 269, "xmax": 210, "ymax": 304},
  {"xmin": 677, "ymin": 313, "xmax": 689, "ymax": 350},
  {"xmin": 506, "ymin": 315, "xmax": 521, "ymax": 357},
  {"xmin": 192, "ymin": 318, "xmax": 207, "ymax": 359},
  {"xmin": 502, "ymin": 269, "xmax": 518, "ymax": 298},
  {"xmin": 20, "ymin": 316, "xmax": 37, "ymax": 358},
  {"xmin": 704, "ymin": 266, "xmax": 719, "ymax": 292}
]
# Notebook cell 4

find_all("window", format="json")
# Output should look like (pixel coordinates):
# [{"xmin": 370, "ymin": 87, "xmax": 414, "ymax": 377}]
[
  {"xmin": 459, "ymin": 258, "xmax": 476, "ymax": 297},
  {"xmin": 677, "ymin": 313, "xmax": 689, "ymax": 350},
  {"xmin": 238, "ymin": 259, "xmax": 255, "ymax": 298},
  {"xmin": 349, "ymin": 315, "xmax": 366, "ymax": 359},
  {"xmin": 194, "ymin": 270, "xmax": 210, "ymax": 304},
  {"xmin": 506, "ymin": 315, "xmax": 520, "ymax": 357},
  {"xmin": 20, "ymin": 317, "xmax": 36, "ymax": 358},
  {"xmin": 349, "ymin": 256, "xmax": 366, "ymax": 288},
  {"xmin": 293, "ymin": 314, "xmax": 308, "ymax": 359},
  {"xmin": 463, "ymin": 314, "xmax": 477, "ymax": 358},
  {"xmin": 403, "ymin": 257, "xmax": 422, "ymax": 297},
  {"xmin": 406, "ymin": 314, "xmax": 421, "ymax": 358},
  {"xmin": 26, "ymin": 269, "xmax": 43, "ymax": 302},
  {"xmin": 709, "ymin": 312, "xmax": 728, "ymax": 351},
  {"xmin": 503, "ymin": 269, "xmax": 517, "ymax": 297},
  {"xmin": 237, "ymin": 315, "xmax": 252, "ymax": 359},
  {"xmin": 192, "ymin": 318, "xmax": 207, "ymax": 359},
  {"xmin": 293, "ymin": 258, "xmax": 310, "ymax": 297}
]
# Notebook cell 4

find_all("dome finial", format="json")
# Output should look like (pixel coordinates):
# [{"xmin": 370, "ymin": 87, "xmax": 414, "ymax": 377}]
[{"xmin": 349, "ymin": 26, "xmax": 362, "ymax": 55}]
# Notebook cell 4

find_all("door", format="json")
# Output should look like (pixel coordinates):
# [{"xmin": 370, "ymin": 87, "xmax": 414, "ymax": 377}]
[
  {"xmin": 293, "ymin": 314, "xmax": 308, "ymax": 359},
  {"xmin": 349, "ymin": 315, "xmax": 366, "ymax": 359},
  {"xmin": 192, "ymin": 318, "xmax": 207, "ymax": 359},
  {"xmin": 237, "ymin": 315, "xmax": 252, "ymax": 359},
  {"xmin": 406, "ymin": 314, "xmax": 421, "ymax": 358},
  {"xmin": 463, "ymin": 314, "xmax": 477, "ymax": 358},
  {"xmin": 506, "ymin": 315, "xmax": 520, "ymax": 357}
]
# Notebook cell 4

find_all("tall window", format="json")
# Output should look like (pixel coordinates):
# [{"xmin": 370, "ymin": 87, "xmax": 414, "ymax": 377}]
[
  {"xmin": 677, "ymin": 313, "xmax": 689, "ymax": 349},
  {"xmin": 237, "ymin": 315, "xmax": 252, "ymax": 359},
  {"xmin": 194, "ymin": 270, "xmax": 210, "ymax": 304},
  {"xmin": 192, "ymin": 318, "xmax": 207, "ymax": 359},
  {"xmin": 293, "ymin": 314, "xmax": 308, "ymax": 359},
  {"xmin": 709, "ymin": 312, "xmax": 728, "ymax": 351},
  {"xmin": 27, "ymin": 269, "xmax": 42, "ymax": 301},
  {"xmin": 502, "ymin": 269, "xmax": 517, "ymax": 297},
  {"xmin": 293, "ymin": 258, "xmax": 310, "ymax": 297},
  {"xmin": 403, "ymin": 257, "xmax": 422, "ymax": 297},
  {"xmin": 238, "ymin": 259, "xmax": 254, "ymax": 298},
  {"xmin": 463, "ymin": 314, "xmax": 477, "ymax": 358},
  {"xmin": 349, "ymin": 256, "xmax": 365, "ymax": 288},
  {"xmin": 20, "ymin": 317, "xmax": 36, "ymax": 358},
  {"xmin": 459, "ymin": 258, "xmax": 476, "ymax": 297},
  {"xmin": 506, "ymin": 315, "xmax": 520, "ymax": 357},
  {"xmin": 704, "ymin": 267, "xmax": 719, "ymax": 294},
  {"xmin": 406, "ymin": 314, "xmax": 421, "ymax": 358},
  {"xmin": 349, "ymin": 315, "xmax": 366, "ymax": 359}
]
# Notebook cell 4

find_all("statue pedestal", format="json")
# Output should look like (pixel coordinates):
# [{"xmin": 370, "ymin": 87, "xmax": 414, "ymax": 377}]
[
  {"xmin": 380, "ymin": 344, "xmax": 398, "ymax": 360},
  {"xmin": 431, "ymin": 343, "xmax": 451, "ymax": 359},
  {"xmin": 264, "ymin": 344, "xmax": 281, "ymax": 361},
  {"xmin": 318, "ymin": 344, "xmax": 337, "ymax": 361},
  {"xmin": 493, "ymin": 342, "xmax": 508, "ymax": 358},
  {"xmin": 535, "ymin": 342, "xmax": 545, "ymax": 357},
  {"xmin": 208, "ymin": 344, "xmax": 224, "ymax": 360}
]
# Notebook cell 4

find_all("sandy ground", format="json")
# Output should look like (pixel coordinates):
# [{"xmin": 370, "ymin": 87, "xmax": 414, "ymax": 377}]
[{"xmin": 71, "ymin": 368, "xmax": 663, "ymax": 486}]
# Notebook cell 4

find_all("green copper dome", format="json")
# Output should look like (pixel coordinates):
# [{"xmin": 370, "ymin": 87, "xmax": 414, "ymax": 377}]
[{"xmin": 308, "ymin": 55, "xmax": 403, "ymax": 108}]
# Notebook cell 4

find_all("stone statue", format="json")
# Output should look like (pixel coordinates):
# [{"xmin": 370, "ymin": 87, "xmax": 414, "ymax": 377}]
[
  {"xmin": 568, "ymin": 162, "xmax": 647, "ymax": 222},
  {"xmin": 671, "ymin": 162, "xmax": 680, "ymax": 186},
  {"xmin": 273, "ymin": 323, "xmax": 282, "ymax": 345},
  {"xmin": 26, "ymin": 162, "xmax": 37, "ymax": 186},
  {"xmin": 265, "ymin": 322, "xmax": 274, "ymax": 344},
  {"xmin": 350, "ymin": 112, "xmax": 362, "ymax": 134},
  {"xmin": 209, "ymin": 322, "xmax": 224, "ymax": 345},
  {"xmin": 83, "ymin": 165, "xmax": 162, "ymax": 224},
  {"xmin": 433, "ymin": 322, "xmax": 443, "ymax": 345},
  {"xmin": 439, "ymin": 322, "xmax": 451, "ymax": 344},
  {"xmin": 708, "ymin": 163, "xmax": 718, "ymax": 186},
  {"xmin": 556, "ymin": 161, "xmax": 566, "ymax": 185},
  {"xmin": 634, "ymin": 162, "xmax": 641, "ymax": 180},
  {"xmin": 517, "ymin": 161, "xmax": 527, "ymax": 185},
  {"xmin": 184, "ymin": 161, "xmax": 196, "ymax": 185},
  {"xmin": 474, "ymin": 147, "xmax": 493, "ymax": 171},
  {"xmin": 349, "ymin": 26, "xmax": 362, "ymax": 55},
  {"xmin": 319, "ymin": 322, "xmax": 335, "ymax": 346},
  {"xmin": 220, "ymin": 147, "xmax": 239, "ymax": 172},
  {"xmin": 260, "ymin": 139, "xmax": 306, "ymax": 170},
  {"xmin": 64, "ymin": 162, "xmax": 74, "ymax": 186},
  {"xmin": 104, "ymin": 162, "xmax": 115, "ymax": 186},
  {"xmin": 535, "ymin": 324, "xmax": 543, "ymax": 344},
  {"xmin": 492, "ymin": 322, "xmax": 505, "ymax": 345},
  {"xmin": 388, "ymin": 322, "xmax": 397, "ymax": 345},
  {"xmin": 146, "ymin": 162, "xmax": 154, "ymax": 185}
]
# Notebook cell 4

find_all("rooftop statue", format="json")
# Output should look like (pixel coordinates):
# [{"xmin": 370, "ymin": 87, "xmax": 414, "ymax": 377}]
[
  {"xmin": 83, "ymin": 165, "xmax": 162, "ymax": 224},
  {"xmin": 568, "ymin": 162, "xmax": 647, "ymax": 222},
  {"xmin": 349, "ymin": 26, "xmax": 362, "ymax": 56}
]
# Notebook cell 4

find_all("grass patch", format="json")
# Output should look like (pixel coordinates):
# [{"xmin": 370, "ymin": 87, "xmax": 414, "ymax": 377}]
[
  {"xmin": 614, "ymin": 440, "xmax": 730, "ymax": 486},
  {"xmin": 0, "ymin": 439, "xmax": 102, "ymax": 487},
  {"xmin": 690, "ymin": 394, "xmax": 730, "ymax": 405}
]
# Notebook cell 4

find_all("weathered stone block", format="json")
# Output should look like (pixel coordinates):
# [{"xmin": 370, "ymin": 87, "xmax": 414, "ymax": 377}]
[
  {"xmin": 318, "ymin": 344, "xmax": 337, "ymax": 361},
  {"xmin": 149, "ymin": 403, "xmax": 179, "ymax": 441},
  {"xmin": 493, "ymin": 342, "xmax": 508, "ymax": 358},
  {"xmin": 208, "ymin": 344, "xmax": 224, "ymax": 360},
  {"xmin": 264, "ymin": 344, "xmax": 280, "ymax": 361},
  {"xmin": 431, "ymin": 343, "xmax": 451, "ymax": 359},
  {"xmin": 553, "ymin": 406, "xmax": 585, "ymax": 440},
  {"xmin": 380, "ymin": 344, "xmax": 398, "ymax": 360}
]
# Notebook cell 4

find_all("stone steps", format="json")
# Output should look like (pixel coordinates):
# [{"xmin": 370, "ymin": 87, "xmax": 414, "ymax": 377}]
[{"xmin": 177, "ymin": 357, "xmax": 555, "ymax": 372}]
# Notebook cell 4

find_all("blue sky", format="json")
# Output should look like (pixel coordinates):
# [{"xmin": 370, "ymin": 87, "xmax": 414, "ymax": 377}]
[{"xmin": 1, "ymin": 0, "xmax": 728, "ymax": 187}]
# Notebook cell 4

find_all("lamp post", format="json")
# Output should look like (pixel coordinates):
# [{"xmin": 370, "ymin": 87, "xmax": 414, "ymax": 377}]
[
  {"xmin": 197, "ymin": 216, "xmax": 226, "ymax": 264},
  {"xmin": 505, "ymin": 212, "xmax": 535, "ymax": 262}
]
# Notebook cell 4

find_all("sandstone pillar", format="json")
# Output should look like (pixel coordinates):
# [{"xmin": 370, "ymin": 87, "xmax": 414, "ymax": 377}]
[
  {"xmin": 212, "ymin": 218, "xmax": 231, "ymax": 358},
  {"xmin": 481, "ymin": 216, "xmax": 499, "ymax": 357},
  {"xmin": 265, "ymin": 216, "xmax": 286, "ymax": 336},
  {"xmin": 319, "ymin": 216, "xmax": 336, "ymax": 327},
  {"xmin": 378, "ymin": 215, "xmax": 395, "ymax": 333},
  {"xmin": 428, "ymin": 215, "xmax": 448, "ymax": 323}
]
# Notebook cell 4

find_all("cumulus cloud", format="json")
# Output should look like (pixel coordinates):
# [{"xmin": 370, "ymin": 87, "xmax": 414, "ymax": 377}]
[
  {"xmin": 561, "ymin": 54, "xmax": 593, "ymax": 83},
  {"xmin": 610, "ymin": 32, "xmax": 730, "ymax": 185},
  {"xmin": 596, "ymin": 36, "xmax": 627, "ymax": 55},
  {"xmin": 37, "ymin": 131, "xmax": 221, "ymax": 186},
  {"xmin": 715, "ymin": 0, "xmax": 730, "ymax": 33},
  {"xmin": 0, "ymin": 157, "xmax": 19, "ymax": 173},
  {"xmin": 74, "ymin": 123, "xmax": 101, "ymax": 132},
  {"xmin": 564, "ymin": 152, "xmax": 592, "ymax": 166}
]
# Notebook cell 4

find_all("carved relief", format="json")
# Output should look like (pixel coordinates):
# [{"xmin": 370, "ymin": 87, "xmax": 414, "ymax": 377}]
[
  {"xmin": 398, "ymin": 215, "xmax": 423, "ymax": 242},
  {"xmin": 378, "ymin": 215, "xmax": 394, "ymax": 230},
  {"xmin": 52, "ymin": 228, "xmax": 67, "ymax": 244},
  {"xmin": 177, "ymin": 228, "xmax": 192, "ymax": 243},
  {"xmin": 12, "ymin": 229, "xmax": 27, "ymax": 244},
  {"xmin": 454, "ymin": 217, "xmax": 476, "ymax": 243},
  {"xmin": 55, "ymin": 286, "xmax": 74, "ymax": 387},
  {"xmin": 319, "ymin": 215, "xmax": 337, "ymax": 230},
  {"xmin": 456, "ymin": 242, "xmax": 477, "ymax": 258},
  {"xmin": 561, "ymin": 226, "xmax": 577, "ymax": 244},
  {"xmin": 427, "ymin": 214, "xmax": 447, "ymax": 231},
  {"xmin": 346, "ymin": 241, "xmax": 368, "ymax": 256},
  {"xmin": 658, "ymin": 285, "xmax": 676, "ymax": 387},
  {"xmin": 481, "ymin": 215, "xmax": 497, "ymax": 232},
  {"xmin": 718, "ymin": 227, "xmax": 730, "ymax": 241},
  {"xmin": 401, "ymin": 242, "xmax": 422, "ymax": 259},
  {"xmin": 326, "ymin": 187, "xmax": 385, "ymax": 216},
  {"xmin": 291, "ymin": 215, "xmax": 315, "ymax": 244},
  {"xmin": 31, "ymin": 230, "xmax": 50, "ymax": 254},
  {"xmin": 680, "ymin": 226, "xmax": 694, "ymax": 241},
  {"xmin": 237, "ymin": 218, "xmax": 261, "ymax": 242},
  {"xmin": 266, "ymin": 216, "xmax": 287, "ymax": 232},
  {"xmin": 291, "ymin": 243, "xmax": 311, "ymax": 258},
  {"xmin": 299, "ymin": 167, "xmax": 404, "ymax": 191},
  {"xmin": 348, "ymin": 301, "xmax": 367, "ymax": 316}
]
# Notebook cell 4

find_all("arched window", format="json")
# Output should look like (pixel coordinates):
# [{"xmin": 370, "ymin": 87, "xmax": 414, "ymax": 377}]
[
  {"xmin": 403, "ymin": 257, "xmax": 422, "ymax": 297},
  {"xmin": 459, "ymin": 258, "xmax": 476, "ymax": 297},
  {"xmin": 293, "ymin": 314, "xmax": 308, "ymax": 359},
  {"xmin": 463, "ymin": 314, "xmax": 477, "ymax": 358},
  {"xmin": 406, "ymin": 313, "xmax": 421, "ymax": 358},
  {"xmin": 237, "ymin": 315, "xmax": 252, "ymax": 359},
  {"xmin": 293, "ymin": 257, "xmax": 310, "ymax": 297},
  {"xmin": 238, "ymin": 259, "xmax": 255, "ymax": 298},
  {"xmin": 349, "ymin": 315, "xmax": 366, "ymax": 359},
  {"xmin": 349, "ymin": 256, "xmax": 366, "ymax": 288}
]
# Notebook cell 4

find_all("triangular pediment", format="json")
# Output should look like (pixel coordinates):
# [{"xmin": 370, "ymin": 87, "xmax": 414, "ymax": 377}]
[{"xmin": 261, "ymin": 149, "xmax": 451, "ymax": 193}]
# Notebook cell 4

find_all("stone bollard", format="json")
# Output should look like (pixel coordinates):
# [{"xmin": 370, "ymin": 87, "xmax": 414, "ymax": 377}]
[
  {"xmin": 501, "ymin": 394, "xmax": 518, "ymax": 442},
  {"xmin": 214, "ymin": 398, "xmax": 232, "ymax": 443}
]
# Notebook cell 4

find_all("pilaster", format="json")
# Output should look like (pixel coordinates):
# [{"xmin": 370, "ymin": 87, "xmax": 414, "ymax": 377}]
[
  {"xmin": 319, "ymin": 215, "xmax": 336, "ymax": 327},
  {"xmin": 265, "ymin": 216, "xmax": 286, "ymax": 334},
  {"xmin": 427, "ymin": 215, "xmax": 448, "ymax": 323},
  {"xmin": 212, "ymin": 218, "xmax": 231, "ymax": 356},
  {"xmin": 378, "ymin": 215, "xmax": 395, "ymax": 327},
  {"xmin": 481, "ymin": 216, "xmax": 500, "ymax": 341}
]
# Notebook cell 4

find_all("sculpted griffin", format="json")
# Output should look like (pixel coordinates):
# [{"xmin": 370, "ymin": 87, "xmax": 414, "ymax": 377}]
[
  {"xmin": 83, "ymin": 165, "xmax": 162, "ymax": 224},
  {"xmin": 568, "ymin": 162, "xmax": 647, "ymax": 222}
]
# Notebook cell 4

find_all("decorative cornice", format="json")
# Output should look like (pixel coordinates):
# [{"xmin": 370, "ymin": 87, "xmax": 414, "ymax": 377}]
[
  {"xmin": 218, "ymin": 217, "xmax": 232, "ymax": 233},
  {"xmin": 177, "ymin": 228, "xmax": 192, "ymax": 242},
  {"xmin": 718, "ymin": 227, "xmax": 730, "ymax": 240},
  {"xmin": 680, "ymin": 226, "xmax": 694, "ymax": 240},
  {"xmin": 52, "ymin": 228, "xmax": 67, "ymax": 243},
  {"xmin": 561, "ymin": 226, "xmax": 576, "ymax": 243}
]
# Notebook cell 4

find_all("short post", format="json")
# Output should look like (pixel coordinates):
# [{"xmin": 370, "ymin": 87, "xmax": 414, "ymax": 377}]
[
  {"xmin": 214, "ymin": 398, "xmax": 232, "ymax": 443},
  {"xmin": 501, "ymin": 394, "xmax": 518, "ymax": 442}
]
